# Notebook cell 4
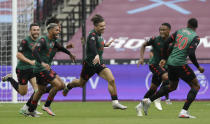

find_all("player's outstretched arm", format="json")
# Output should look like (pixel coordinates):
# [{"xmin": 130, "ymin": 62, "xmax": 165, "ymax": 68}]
[
  {"xmin": 54, "ymin": 42, "xmax": 76, "ymax": 62},
  {"xmin": 104, "ymin": 39, "xmax": 114, "ymax": 47}
]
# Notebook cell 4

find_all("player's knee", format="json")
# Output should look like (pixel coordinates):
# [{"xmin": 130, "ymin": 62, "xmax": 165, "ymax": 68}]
[
  {"xmin": 150, "ymin": 86, "xmax": 157, "ymax": 91},
  {"xmin": 78, "ymin": 79, "xmax": 86, "ymax": 87},
  {"xmin": 161, "ymin": 73, "xmax": 168, "ymax": 81},
  {"xmin": 55, "ymin": 83, "xmax": 65, "ymax": 90},
  {"xmin": 169, "ymin": 85, "xmax": 177, "ymax": 91},
  {"xmin": 39, "ymin": 89, "xmax": 46, "ymax": 94},
  {"xmin": 79, "ymin": 82, "xmax": 86, "ymax": 87},
  {"xmin": 193, "ymin": 84, "xmax": 200, "ymax": 91},
  {"xmin": 19, "ymin": 90, "xmax": 27, "ymax": 96},
  {"xmin": 108, "ymin": 78, "xmax": 115, "ymax": 84}
]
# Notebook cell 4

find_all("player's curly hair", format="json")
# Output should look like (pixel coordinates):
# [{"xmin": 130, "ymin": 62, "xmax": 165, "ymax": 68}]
[
  {"xmin": 29, "ymin": 23, "xmax": 39, "ymax": 30},
  {"xmin": 161, "ymin": 23, "xmax": 171, "ymax": 30},
  {"xmin": 46, "ymin": 17, "xmax": 59, "ymax": 26},
  {"xmin": 91, "ymin": 14, "xmax": 104, "ymax": 26},
  {"xmin": 188, "ymin": 18, "xmax": 198, "ymax": 28}
]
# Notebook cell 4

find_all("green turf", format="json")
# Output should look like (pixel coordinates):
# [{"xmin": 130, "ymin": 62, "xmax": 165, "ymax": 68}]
[{"xmin": 0, "ymin": 101, "xmax": 209, "ymax": 124}]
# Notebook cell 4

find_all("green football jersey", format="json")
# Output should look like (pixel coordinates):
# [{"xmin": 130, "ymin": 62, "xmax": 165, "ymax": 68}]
[
  {"xmin": 49, "ymin": 39, "xmax": 61, "ymax": 64},
  {"xmin": 16, "ymin": 36, "xmax": 36, "ymax": 70},
  {"xmin": 34, "ymin": 36, "xmax": 57, "ymax": 73},
  {"xmin": 148, "ymin": 36, "xmax": 165, "ymax": 65},
  {"xmin": 85, "ymin": 29, "xmax": 104, "ymax": 66},
  {"xmin": 167, "ymin": 28, "xmax": 197, "ymax": 66}
]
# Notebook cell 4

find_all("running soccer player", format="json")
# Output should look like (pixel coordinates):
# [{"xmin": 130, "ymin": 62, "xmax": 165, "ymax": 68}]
[
  {"xmin": 136, "ymin": 23, "xmax": 171, "ymax": 116},
  {"xmin": 62, "ymin": 14, "xmax": 127, "ymax": 110},
  {"xmin": 24, "ymin": 23, "xmax": 75, "ymax": 117},
  {"xmin": 41, "ymin": 17, "xmax": 74, "ymax": 115},
  {"xmin": 2, "ymin": 23, "xmax": 42, "ymax": 115},
  {"xmin": 149, "ymin": 49, "xmax": 172, "ymax": 105},
  {"xmin": 140, "ymin": 18, "xmax": 204, "ymax": 118}
]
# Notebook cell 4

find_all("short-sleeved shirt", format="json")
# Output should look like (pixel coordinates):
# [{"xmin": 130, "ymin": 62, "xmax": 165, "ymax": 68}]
[
  {"xmin": 167, "ymin": 28, "xmax": 198, "ymax": 66},
  {"xmin": 16, "ymin": 36, "xmax": 36, "ymax": 70},
  {"xmin": 85, "ymin": 29, "xmax": 105, "ymax": 67},
  {"xmin": 147, "ymin": 36, "xmax": 165, "ymax": 65},
  {"xmin": 33, "ymin": 36, "xmax": 57, "ymax": 73}
]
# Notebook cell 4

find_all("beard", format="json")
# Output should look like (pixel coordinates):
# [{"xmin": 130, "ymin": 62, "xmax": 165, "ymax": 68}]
[
  {"xmin": 53, "ymin": 33, "xmax": 59, "ymax": 39},
  {"xmin": 31, "ymin": 33, "xmax": 39, "ymax": 40}
]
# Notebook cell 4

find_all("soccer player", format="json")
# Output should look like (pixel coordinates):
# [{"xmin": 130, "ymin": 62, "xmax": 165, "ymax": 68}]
[
  {"xmin": 1, "ymin": 23, "xmax": 42, "ymax": 114},
  {"xmin": 150, "ymin": 49, "xmax": 172, "ymax": 105},
  {"xmin": 140, "ymin": 18, "xmax": 204, "ymax": 118},
  {"xmin": 62, "ymin": 14, "xmax": 127, "ymax": 110},
  {"xmin": 40, "ymin": 17, "xmax": 74, "ymax": 115},
  {"xmin": 136, "ymin": 23, "xmax": 171, "ymax": 116},
  {"xmin": 24, "ymin": 23, "xmax": 75, "ymax": 117}
]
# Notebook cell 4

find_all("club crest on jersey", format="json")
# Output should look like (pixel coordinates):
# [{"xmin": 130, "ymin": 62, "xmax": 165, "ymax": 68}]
[
  {"xmin": 30, "ymin": 43, "xmax": 34, "ymax": 47},
  {"xmin": 91, "ymin": 37, "xmax": 95, "ymax": 40},
  {"xmin": 49, "ymin": 42, "xmax": 55, "ymax": 47}
]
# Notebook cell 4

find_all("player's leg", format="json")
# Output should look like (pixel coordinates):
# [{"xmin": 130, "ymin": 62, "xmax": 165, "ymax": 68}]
[
  {"xmin": 63, "ymin": 62, "xmax": 93, "ymax": 96},
  {"xmin": 2, "ymin": 73, "xmax": 19, "ymax": 92},
  {"xmin": 136, "ymin": 79, "xmax": 160, "ymax": 116},
  {"xmin": 2, "ymin": 68, "xmax": 28, "ymax": 95},
  {"xmin": 63, "ymin": 77, "xmax": 87, "ymax": 96},
  {"xmin": 20, "ymin": 76, "xmax": 42, "ymax": 115},
  {"xmin": 16, "ymin": 69, "xmax": 35, "ymax": 95},
  {"xmin": 98, "ymin": 67, "xmax": 127, "ymax": 110},
  {"xmin": 20, "ymin": 77, "xmax": 35, "ymax": 114},
  {"xmin": 160, "ymin": 72, "xmax": 172, "ymax": 104},
  {"xmin": 151, "ymin": 81, "xmax": 163, "ymax": 111},
  {"xmin": 144, "ymin": 77, "xmax": 158, "ymax": 99},
  {"xmin": 40, "ymin": 70, "xmax": 64, "ymax": 116},
  {"xmin": 160, "ymin": 79, "xmax": 172, "ymax": 104},
  {"xmin": 141, "ymin": 65, "xmax": 179, "ymax": 115},
  {"xmin": 179, "ymin": 65, "xmax": 199, "ymax": 118},
  {"xmin": 24, "ymin": 84, "xmax": 46, "ymax": 117}
]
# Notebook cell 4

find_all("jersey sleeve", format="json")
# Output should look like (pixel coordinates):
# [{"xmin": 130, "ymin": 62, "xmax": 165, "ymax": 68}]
[
  {"xmin": 18, "ymin": 40, "xmax": 28, "ymax": 53},
  {"xmin": 146, "ymin": 37, "xmax": 155, "ymax": 46},
  {"xmin": 87, "ymin": 33, "xmax": 98, "ymax": 56},
  {"xmin": 32, "ymin": 38, "xmax": 46, "ymax": 63},
  {"xmin": 188, "ymin": 36, "xmax": 200, "ymax": 68},
  {"xmin": 54, "ymin": 41, "xmax": 71, "ymax": 55}
]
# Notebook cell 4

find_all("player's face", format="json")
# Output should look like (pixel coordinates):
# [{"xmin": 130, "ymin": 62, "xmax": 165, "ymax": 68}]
[
  {"xmin": 159, "ymin": 25, "xmax": 170, "ymax": 39},
  {"xmin": 30, "ymin": 26, "xmax": 40, "ymax": 40},
  {"xmin": 50, "ymin": 26, "xmax": 60, "ymax": 39},
  {"xmin": 58, "ymin": 23, "xmax": 61, "ymax": 33},
  {"xmin": 95, "ymin": 21, "xmax": 106, "ymax": 34}
]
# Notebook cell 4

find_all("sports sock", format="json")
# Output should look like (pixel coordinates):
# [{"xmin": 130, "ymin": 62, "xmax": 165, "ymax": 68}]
[
  {"xmin": 45, "ymin": 86, "xmax": 52, "ymax": 93},
  {"xmin": 183, "ymin": 88, "xmax": 198, "ymax": 110},
  {"xmin": 26, "ymin": 92, "xmax": 35, "ymax": 107},
  {"xmin": 144, "ymin": 89, "xmax": 156, "ymax": 98},
  {"xmin": 150, "ymin": 85, "xmax": 170, "ymax": 102},
  {"xmin": 7, "ymin": 77, "xmax": 19, "ymax": 92},
  {"xmin": 111, "ymin": 96, "xmax": 118, "ymax": 100},
  {"xmin": 44, "ymin": 96, "xmax": 54, "ymax": 107}
]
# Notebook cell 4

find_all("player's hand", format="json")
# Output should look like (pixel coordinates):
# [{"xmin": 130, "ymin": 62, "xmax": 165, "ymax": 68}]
[
  {"xmin": 69, "ymin": 54, "xmax": 76, "ymax": 63},
  {"xmin": 144, "ymin": 37, "xmax": 150, "ymax": 42},
  {"xmin": 93, "ymin": 54, "xmax": 100, "ymax": 65},
  {"xmin": 66, "ymin": 43, "xmax": 74, "ymax": 49},
  {"xmin": 198, "ymin": 66, "xmax": 204, "ymax": 73},
  {"xmin": 137, "ymin": 58, "xmax": 144, "ymax": 67},
  {"xmin": 41, "ymin": 62, "xmax": 50, "ymax": 71},
  {"xmin": 105, "ymin": 39, "xmax": 114, "ymax": 47},
  {"xmin": 30, "ymin": 60, "xmax": 36, "ymax": 65},
  {"xmin": 159, "ymin": 59, "xmax": 166, "ymax": 67}
]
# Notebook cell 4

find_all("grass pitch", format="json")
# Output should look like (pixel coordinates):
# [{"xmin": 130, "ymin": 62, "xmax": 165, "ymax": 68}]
[{"xmin": 0, "ymin": 101, "xmax": 209, "ymax": 124}]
